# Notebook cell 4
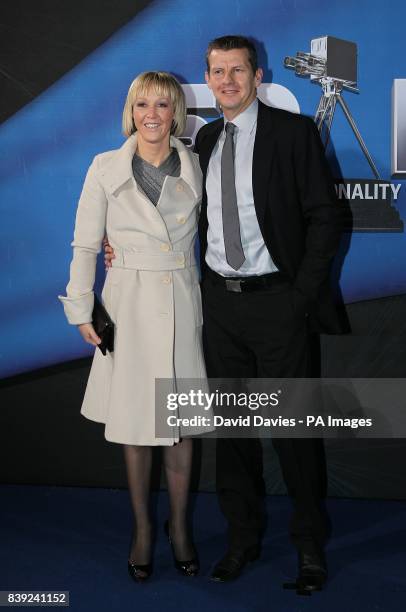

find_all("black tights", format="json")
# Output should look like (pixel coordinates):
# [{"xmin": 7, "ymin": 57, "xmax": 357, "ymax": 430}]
[{"xmin": 123, "ymin": 439, "xmax": 196, "ymax": 565}]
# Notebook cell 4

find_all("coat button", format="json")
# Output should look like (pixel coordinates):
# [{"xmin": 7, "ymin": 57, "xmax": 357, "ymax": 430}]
[
  {"xmin": 162, "ymin": 276, "xmax": 171, "ymax": 284},
  {"xmin": 177, "ymin": 215, "xmax": 186, "ymax": 224},
  {"xmin": 176, "ymin": 182, "xmax": 184, "ymax": 192},
  {"xmin": 160, "ymin": 243, "xmax": 170, "ymax": 252},
  {"xmin": 176, "ymin": 255, "xmax": 185, "ymax": 266}
]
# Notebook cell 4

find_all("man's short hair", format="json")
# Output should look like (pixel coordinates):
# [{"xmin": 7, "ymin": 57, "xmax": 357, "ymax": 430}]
[
  {"xmin": 206, "ymin": 35, "xmax": 258, "ymax": 74},
  {"xmin": 122, "ymin": 71, "xmax": 186, "ymax": 138}
]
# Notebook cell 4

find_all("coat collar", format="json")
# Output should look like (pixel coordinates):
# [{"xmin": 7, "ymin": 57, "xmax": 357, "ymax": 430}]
[
  {"xmin": 100, "ymin": 133, "xmax": 200, "ymax": 198},
  {"xmin": 173, "ymin": 135, "xmax": 201, "ymax": 199}
]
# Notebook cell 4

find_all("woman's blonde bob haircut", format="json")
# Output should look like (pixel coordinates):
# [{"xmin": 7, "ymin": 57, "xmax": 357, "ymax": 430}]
[{"xmin": 122, "ymin": 71, "xmax": 187, "ymax": 138}]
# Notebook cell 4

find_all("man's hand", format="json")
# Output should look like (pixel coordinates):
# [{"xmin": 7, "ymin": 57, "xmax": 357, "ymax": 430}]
[
  {"xmin": 78, "ymin": 323, "xmax": 101, "ymax": 346},
  {"xmin": 103, "ymin": 236, "xmax": 116, "ymax": 269}
]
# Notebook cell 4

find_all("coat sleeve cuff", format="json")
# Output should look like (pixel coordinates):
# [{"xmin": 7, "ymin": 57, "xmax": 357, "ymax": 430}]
[{"xmin": 58, "ymin": 292, "xmax": 94, "ymax": 325}]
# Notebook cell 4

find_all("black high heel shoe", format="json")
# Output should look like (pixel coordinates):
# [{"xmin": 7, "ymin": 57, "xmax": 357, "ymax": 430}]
[
  {"xmin": 128, "ymin": 528, "xmax": 153, "ymax": 582},
  {"xmin": 127, "ymin": 560, "xmax": 153, "ymax": 583},
  {"xmin": 164, "ymin": 520, "xmax": 199, "ymax": 577}
]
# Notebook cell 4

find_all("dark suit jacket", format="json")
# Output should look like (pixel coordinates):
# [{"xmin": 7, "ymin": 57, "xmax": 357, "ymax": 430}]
[{"xmin": 194, "ymin": 99, "xmax": 345, "ymax": 334}]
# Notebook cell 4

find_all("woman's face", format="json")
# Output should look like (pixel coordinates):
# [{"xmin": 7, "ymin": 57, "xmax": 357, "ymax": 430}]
[{"xmin": 132, "ymin": 90, "xmax": 175, "ymax": 146}]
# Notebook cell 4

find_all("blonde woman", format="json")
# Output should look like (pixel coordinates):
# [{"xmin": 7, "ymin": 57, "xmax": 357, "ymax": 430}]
[{"xmin": 59, "ymin": 72, "xmax": 205, "ymax": 581}]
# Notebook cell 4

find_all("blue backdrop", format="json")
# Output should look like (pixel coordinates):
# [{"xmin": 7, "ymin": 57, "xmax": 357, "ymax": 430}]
[{"xmin": 1, "ymin": 0, "xmax": 405, "ymax": 378}]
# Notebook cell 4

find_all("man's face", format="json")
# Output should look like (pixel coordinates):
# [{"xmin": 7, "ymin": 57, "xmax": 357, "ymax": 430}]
[{"xmin": 205, "ymin": 47, "xmax": 263, "ymax": 120}]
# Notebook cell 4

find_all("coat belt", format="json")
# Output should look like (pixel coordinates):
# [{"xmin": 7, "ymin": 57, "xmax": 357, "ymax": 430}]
[{"xmin": 111, "ymin": 248, "xmax": 196, "ymax": 271}]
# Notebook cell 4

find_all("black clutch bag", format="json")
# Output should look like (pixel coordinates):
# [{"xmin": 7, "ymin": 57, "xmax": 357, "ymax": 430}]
[{"xmin": 92, "ymin": 294, "xmax": 114, "ymax": 355}]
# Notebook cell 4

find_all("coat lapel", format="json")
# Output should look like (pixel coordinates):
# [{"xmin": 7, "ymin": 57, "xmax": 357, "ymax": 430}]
[
  {"xmin": 170, "ymin": 136, "xmax": 201, "ymax": 200},
  {"xmin": 99, "ymin": 134, "xmax": 136, "ymax": 194},
  {"xmin": 98, "ymin": 134, "xmax": 170, "ymax": 242},
  {"xmin": 98, "ymin": 133, "xmax": 202, "ymax": 244},
  {"xmin": 252, "ymin": 100, "xmax": 277, "ymax": 230},
  {"xmin": 100, "ymin": 134, "xmax": 200, "ymax": 199}
]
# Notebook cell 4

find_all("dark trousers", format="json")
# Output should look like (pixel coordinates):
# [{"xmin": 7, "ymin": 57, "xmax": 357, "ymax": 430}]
[{"xmin": 201, "ymin": 271, "xmax": 328, "ymax": 553}]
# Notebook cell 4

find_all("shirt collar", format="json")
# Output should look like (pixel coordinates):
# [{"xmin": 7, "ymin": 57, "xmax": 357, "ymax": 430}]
[{"xmin": 223, "ymin": 97, "xmax": 258, "ymax": 136}]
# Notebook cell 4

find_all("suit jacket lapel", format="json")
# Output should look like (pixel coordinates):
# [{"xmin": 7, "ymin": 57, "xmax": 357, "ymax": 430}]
[
  {"xmin": 252, "ymin": 100, "xmax": 277, "ymax": 230},
  {"xmin": 199, "ymin": 121, "xmax": 223, "ymax": 180},
  {"xmin": 199, "ymin": 102, "xmax": 276, "ymax": 237}
]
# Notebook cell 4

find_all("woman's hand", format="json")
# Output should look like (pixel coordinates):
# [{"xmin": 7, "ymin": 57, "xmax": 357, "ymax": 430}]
[
  {"xmin": 78, "ymin": 323, "xmax": 101, "ymax": 346},
  {"xmin": 103, "ymin": 236, "xmax": 116, "ymax": 269}
]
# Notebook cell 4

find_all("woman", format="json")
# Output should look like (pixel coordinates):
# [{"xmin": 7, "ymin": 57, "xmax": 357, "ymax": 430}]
[{"xmin": 59, "ymin": 72, "xmax": 206, "ymax": 581}]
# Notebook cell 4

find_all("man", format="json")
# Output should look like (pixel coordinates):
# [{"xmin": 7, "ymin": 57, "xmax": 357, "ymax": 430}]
[
  {"xmin": 194, "ymin": 35, "xmax": 344, "ymax": 592},
  {"xmin": 105, "ymin": 35, "xmax": 344, "ymax": 592}
]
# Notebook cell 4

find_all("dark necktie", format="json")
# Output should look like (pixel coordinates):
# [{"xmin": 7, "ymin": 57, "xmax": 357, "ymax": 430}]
[{"xmin": 221, "ymin": 122, "xmax": 245, "ymax": 270}]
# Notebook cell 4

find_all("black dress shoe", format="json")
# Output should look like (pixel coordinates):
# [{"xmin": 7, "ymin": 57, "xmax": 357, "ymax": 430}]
[
  {"xmin": 164, "ymin": 520, "xmax": 199, "ymax": 577},
  {"xmin": 283, "ymin": 541, "xmax": 327, "ymax": 595},
  {"xmin": 127, "ymin": 560, "xmax": 153, "ymax": 583},
  {"xmin": 210, "ymin": 546, "xmax": 260, "ymax": 582}
]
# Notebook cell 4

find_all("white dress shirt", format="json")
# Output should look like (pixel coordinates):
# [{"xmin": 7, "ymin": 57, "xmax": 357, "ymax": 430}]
[{"xmin": 205, "ymin": 98, "xmax": 278, "ymax": 277}]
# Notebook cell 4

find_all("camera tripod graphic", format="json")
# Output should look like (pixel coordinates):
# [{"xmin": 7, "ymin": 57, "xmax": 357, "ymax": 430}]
[
  {"xmin": 285, "ymin": 36, "xmax": 403, "ymax": 232},
  {"xmin": 285, "ymin": 37, "xmax": 380, "ymax": 179},
  {"xmin": 314, "ymin": 77, "xmax": 380, "ymax": 179}
]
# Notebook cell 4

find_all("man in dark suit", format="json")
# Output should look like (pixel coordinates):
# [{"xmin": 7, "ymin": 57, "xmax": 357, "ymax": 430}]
[{"xmin": 194, "ymin": 35, "xmax": 344, "ymax": 591}]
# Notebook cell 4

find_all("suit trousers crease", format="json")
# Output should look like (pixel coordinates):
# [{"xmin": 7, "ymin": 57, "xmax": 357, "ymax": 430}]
[{"xmin": 201, "ymin": 275, "xmax": 328, "ymax": 552}]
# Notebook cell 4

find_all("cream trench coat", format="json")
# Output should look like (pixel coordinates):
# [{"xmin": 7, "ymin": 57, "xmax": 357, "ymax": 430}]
[{"xmin": 59, "ymin": 134, "xmax": 207, "ymax": 445}]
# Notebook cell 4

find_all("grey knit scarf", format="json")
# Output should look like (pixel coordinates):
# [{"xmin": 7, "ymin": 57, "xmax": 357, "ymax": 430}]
[{"xmin": 132, "ymin": 149, "xmax": 181, "ymax": 206}]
